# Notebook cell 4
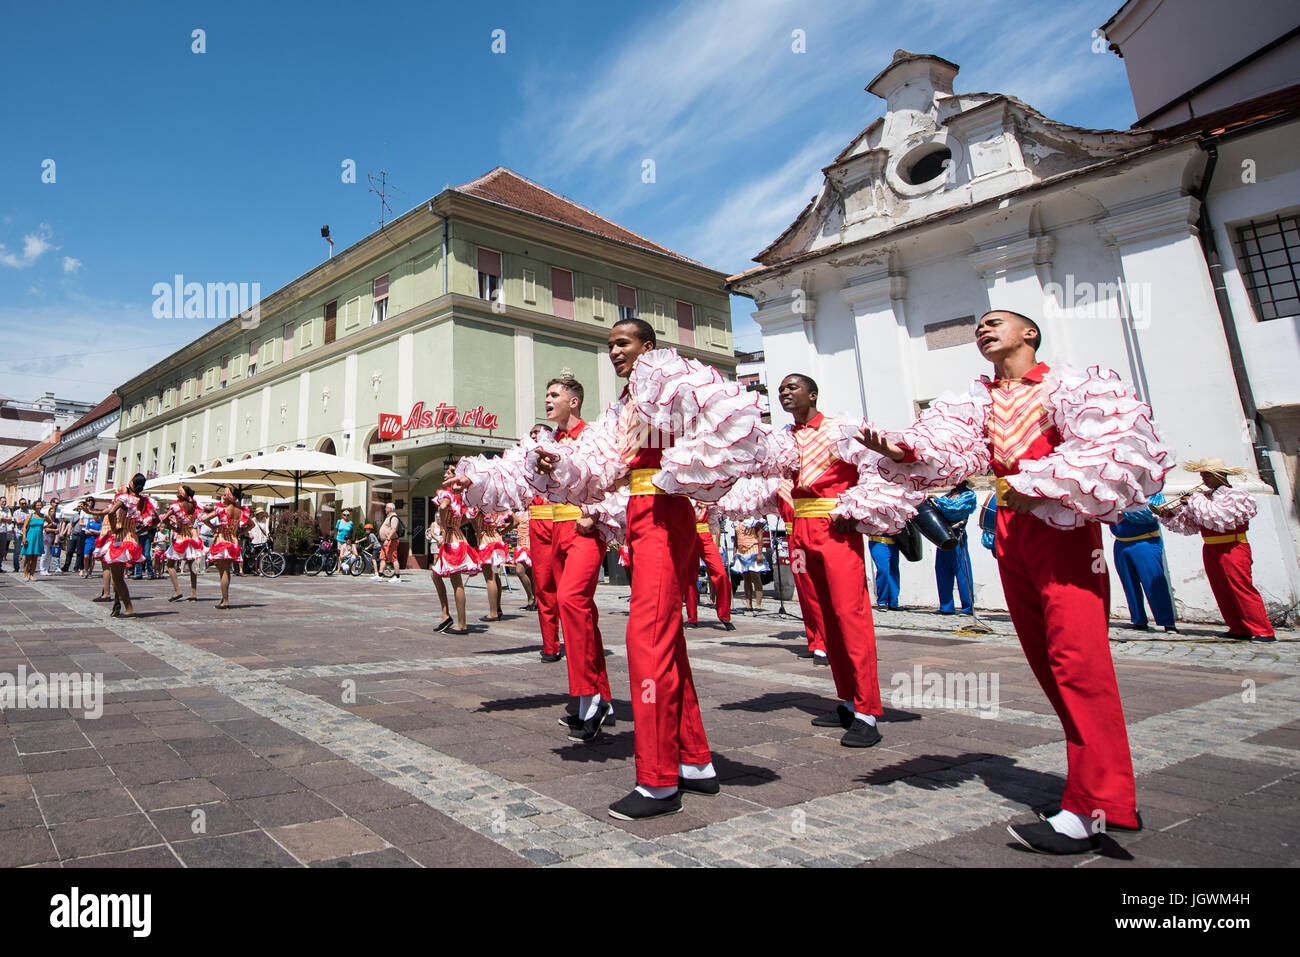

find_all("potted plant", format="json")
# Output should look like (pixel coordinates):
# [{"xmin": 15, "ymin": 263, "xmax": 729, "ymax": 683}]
[{"xmin": 272, "ymin": 510, "xmax": 317, "ymax": 574}]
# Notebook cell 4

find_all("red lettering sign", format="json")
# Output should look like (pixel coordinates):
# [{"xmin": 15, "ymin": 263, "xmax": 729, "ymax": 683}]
[{"xmin": 380, "ymin": 401, "xmax": 501, "ymax": 436}]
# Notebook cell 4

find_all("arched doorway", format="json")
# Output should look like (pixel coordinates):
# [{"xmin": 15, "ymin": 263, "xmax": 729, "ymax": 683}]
[{"xmin": 316, "ymin": 437, "xmax": 338, "ymax": 533}]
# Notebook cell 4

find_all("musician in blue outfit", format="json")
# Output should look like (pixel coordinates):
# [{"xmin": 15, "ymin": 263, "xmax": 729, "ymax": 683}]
[
  {"xmin": 932, "ymin": 481, "xmax": 977, "ymax": 614},
  {"xmin": 868, "ymin": 533, "xmax": 900, "ymax": 611},
  {"xmin": 1111, "ymin": 492, "xmax": 1178, "ymax": 632}
]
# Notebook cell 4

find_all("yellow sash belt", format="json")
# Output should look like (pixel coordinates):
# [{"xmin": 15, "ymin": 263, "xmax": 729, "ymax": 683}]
[
  {"xmin": 529, "ymin": 505, "xmax": 554, "ymax": 521},
  {"xmin": 630, "ymin": 468, "xmax": 667, "ymax": 497},
  {"xmin": 792, "ymin": 497, "xmax": 837, "ymax": 518},
  {"xmin": 995, "ymin": 477, "xmax": 1011, "ymax": 506},
  {"xmin": 1115, "ymin": 530, "xmax": 1160, "ymax": 542},
  {"xmin": 695, "ymin": 523, "xmax": 710, "ymax": 534},
  {"xmin": 869, "ymin": 536, "xmax": 895, "ymax": 545},
  {"xmin": 551, "ymin": 505, "xmax": 582, "ymax": 522},
  {"xmin": 1202, "ymin": 533, "xmax": 1247, "ymax": 545}
]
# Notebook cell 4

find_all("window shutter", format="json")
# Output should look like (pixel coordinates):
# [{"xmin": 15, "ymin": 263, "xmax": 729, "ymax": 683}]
[
  {"xmin": 552, "ymin": 268, "xmax": 574, "ymax": 320},
  {"xmin": 477, "ymin": 249, "xmax": 502, "ymax": 276}
]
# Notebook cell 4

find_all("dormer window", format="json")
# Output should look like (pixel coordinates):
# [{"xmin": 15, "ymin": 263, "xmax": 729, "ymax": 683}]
[{"xmin": 900, "ymin": 143, "xmax": 952, "ymax": 186}]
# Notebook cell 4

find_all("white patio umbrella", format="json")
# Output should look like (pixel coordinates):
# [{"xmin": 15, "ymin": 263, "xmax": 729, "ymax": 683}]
[
  {"xmin": 143, "ymin": 473, "xmax": 335, "ymax": 501},
  {"xmin": 191, "ymin": 449, "xmax": 400, "ymax": 510}
]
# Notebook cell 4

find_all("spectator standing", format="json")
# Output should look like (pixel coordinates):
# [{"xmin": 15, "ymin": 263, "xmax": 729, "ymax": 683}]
[
  {"xmin": 0, "ymin": 497, "xmax": 11, "ymax": 573},
  {"xmin": 377, "ymin": 503, "xmax": 403, "ymax": 583}
]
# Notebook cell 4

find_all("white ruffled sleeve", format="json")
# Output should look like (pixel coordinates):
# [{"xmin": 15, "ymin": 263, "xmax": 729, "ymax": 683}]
[
  {"xmin": 1158, "ymin": 504, "xmax": 1198, "ymax": 536},
  {"xmin": 753, "ymin": 426, "xmax": 800, "ymax": 479},
  {"xmin": 627, "ymin": 350, "xmax": 765, "ymax": 502},
  {"xmin": 455, "ymin": 433, "xmax": 546, "ymax": 513},
  {"xmin": 718, "ymin": 477, "xmax": 782, "ymax": 522},
  {"xmin": 530, "ymin": 402, "xmax": 628, "ymax": 506},
  {"xmin": 876, "ymin": 383, "xmax": 993, "ymax": 490},
  {"xmin": 816, "ymin": 418, "xmax": 923, "ymax": 534},
  {"xmin": 585, "ymin": 485, "xmax": 630, "ymax": 543},
  {"xmin": 1183, "ymin": 487, "xmax": 1257, "ymax": 533},
  {"xmin": 1006, "ymin": 366, "xmax": 1174, "ymax": 530}
]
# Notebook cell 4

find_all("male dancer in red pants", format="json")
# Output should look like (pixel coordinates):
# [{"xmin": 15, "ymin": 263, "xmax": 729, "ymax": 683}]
[
  {"xmin": 447, "ymin": 386, "xmax": 613, "ymax": 737},
  {"xmin": 861, "ymin": 309, "xmax": 1172, "ymax": 854},
  {"xmin": 543, "ymin": 378, "xmax": 616, "ymax": 736},
  {"xmin": 776, "ymin": 374, "xmax": 884, "ymax": 747},
  {"xmin": 525, "ymin": 424, "xmax": 562, "ymax": 664},
  {"xmin": 684, "ymin": 503, "xmax": 735, "ymax": 631},
  {"xmin": 534, "ymin": 318, "xmax": 761, "ymax": 820},
  {"xmin": 1159, "ymin": 457, "xmax": 1275, "ymax": 641}
]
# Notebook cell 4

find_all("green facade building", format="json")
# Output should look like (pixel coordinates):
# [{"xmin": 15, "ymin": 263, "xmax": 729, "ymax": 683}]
[{"xmin": 114, "ymin": 168, "xmax": 736, "ymax": 563}]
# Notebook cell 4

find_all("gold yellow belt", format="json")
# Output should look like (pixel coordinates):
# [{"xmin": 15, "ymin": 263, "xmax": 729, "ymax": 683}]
[
  {"xmin": 792, "ymin": 497, "xmax": 837, "ymax": 518},
  {"xmin": 1115, "ymin": 529, "xmax": 1160, "ymax": 542},
  {"xmin": 1202, "ymin": 532, "xmax": 1247, "ymax": 545},
  {"xmin": 695, "ymin": 523, "xmax": 710, "ymax": 534},
  {"xmin": 869, "ymin": 536, "xmax": 894, "ymax": 545},
  {"xmin": 629, "ymin": 468, "xmax": 667, "ymax": 497},
  {"xmin": 995, "ymin": 477, "xmax": 1011, "ymax": 506},
  {"xmin": 529, "ymin": 505, "xmax": 554, "ymax": 521},
  {"xmin": 551, "ymin": 505, "xmax": 582, "ymax": 522}
]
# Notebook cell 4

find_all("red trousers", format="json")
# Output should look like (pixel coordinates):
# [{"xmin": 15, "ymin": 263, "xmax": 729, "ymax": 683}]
[
  {"xmin": 626, "ymin": 494, "xmax": 712, "ymax": 787},
  {"xmin": 789, "ymin": 517, "xmax": 880, "ymax": 715},
  {"xmin": 552, "ymin": 521, "xmax": 613, "ymax": 699},
  {"xmin": 997, "ymin": 510, "xmax": 1139, "ymax": 829},
  {"xmin": 1204, "ymin": 540, "xmax": 1273, "ymax": 636},
  {"xmin": 684, "ymin": 532, "xmax": 732, "ymax": 623},
  {"xmin": 791, "ymin": 564, "xmax": 826, "ymax": 653},
  {"xmin": 530, "ymin": 519, "xmax": 561, "ymax": 655}
]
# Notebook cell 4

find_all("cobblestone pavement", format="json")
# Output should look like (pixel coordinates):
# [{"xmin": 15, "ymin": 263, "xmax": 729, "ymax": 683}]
[{"xmin": 1, "ymin": 569, "xmax": 1296, "ymax": 867}]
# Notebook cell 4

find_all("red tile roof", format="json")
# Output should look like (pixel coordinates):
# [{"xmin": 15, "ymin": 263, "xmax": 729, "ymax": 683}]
[
  {"xmin": 1151, "ymin": 81, "xmax": 1300, "ymax": 140},
  {"xmin": 63, "ymin": 393, "xmax": 121, "ymax": 434},
  {"xmin": 454, "ymin": 168, "xmax": 703, "ymax": 267},
  {"xmin": 3, "ymin": 431, "xmax": 61, "ymax": 475}
]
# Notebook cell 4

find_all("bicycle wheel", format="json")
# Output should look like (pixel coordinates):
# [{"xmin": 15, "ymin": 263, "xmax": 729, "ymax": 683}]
[
  {"xmin": 324, "ymin": 553, "xmax": 338, "ymax": 576},
  {"xmin": 348, "ymin": 554, "xmax": 365, "ymax": 576},
  {"xmin": 260, "ymin": 551, "xmax": 286, "ymax": 579},
  {"xmin": 305, "ymin": 554, "xmax": 324, "ymax": 576},
  {"xmin": 379, "ymin": 562, "xmax": 396, "ymax": 579}
]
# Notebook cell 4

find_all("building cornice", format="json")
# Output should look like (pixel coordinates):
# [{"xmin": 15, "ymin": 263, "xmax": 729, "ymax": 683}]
[
  {"xmin": 1096, "ymin": 193, "xmax": 1201, "ymax": 247},
  {"xmin": 968, "ymin": 235, "xmax": 1056, "ymax": 278}
]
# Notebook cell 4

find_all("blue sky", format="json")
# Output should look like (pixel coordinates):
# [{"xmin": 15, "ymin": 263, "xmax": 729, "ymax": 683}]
[{"xmin": 0, "ymin": 0, "xmax": 1135, "ymax": 403}]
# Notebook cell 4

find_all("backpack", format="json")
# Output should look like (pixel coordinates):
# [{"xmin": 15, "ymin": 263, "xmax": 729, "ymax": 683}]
[{"xmin": 395, "ymin": 516, "xmax": 406, "ymax": 538}]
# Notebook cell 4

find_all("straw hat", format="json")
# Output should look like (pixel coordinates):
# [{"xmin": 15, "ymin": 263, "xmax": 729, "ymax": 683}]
[{"xmin": 1183, "ymin": 457, "xmax": 1246, "ymax": 476}]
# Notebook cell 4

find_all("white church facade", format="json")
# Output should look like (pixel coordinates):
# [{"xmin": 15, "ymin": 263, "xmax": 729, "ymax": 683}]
[{"xmin": 728, "ymin": 34, "xmax": 1300, "ymax": 623}]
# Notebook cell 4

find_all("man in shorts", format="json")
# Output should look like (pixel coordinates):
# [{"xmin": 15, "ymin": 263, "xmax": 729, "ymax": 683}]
[{"xmin": 378, "ymin": 503, "xmax": 403, "ymax": 583}]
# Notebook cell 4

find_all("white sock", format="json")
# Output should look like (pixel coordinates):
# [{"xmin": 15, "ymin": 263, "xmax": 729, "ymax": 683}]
[
  {"xmin": 855, "ymin": 714, "xmax": 877, "ymax": 727},
  {"xmin": 813, "ymin": 650, "xmax": 827, "ymax": 659},
  {"xmin": 635, "ymin": 784, "xmax": 678, "ymax": 799},
  {"xmin": 579, "ymin": 694, "xmax": 602, "ymax": 720},
  {"xmin": 679, "ymin": 761, "xmax": 716, "ymax": 780},
  {"xmin": 1047, "ymin": 809, "xmax": 1091, "ymax": 839}
]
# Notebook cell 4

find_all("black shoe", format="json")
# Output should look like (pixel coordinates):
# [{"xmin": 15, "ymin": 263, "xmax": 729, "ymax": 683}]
[
  {"xmin": 1252, "ymin": 634, "xmax": 1277, "ymax": 642},
  {"xmin": 813, "ymin": 654, "xmax": 829, "ymax": 666},
  {"xmin": 1163, "ymin": 626, "xmax": 1179, "ymax": 633},
  {"xmin": 677, "ymin": 775, "xmax": 720, "ymax": 796},
  {"xmin": 811, "ymin": 704, "xmax": 854, "ymax": 729},
  {"xmin": 840, "ymin": 718, "xmax": 882, "ymax": 748},
  {"xmin": 559, "ymin": 711, "xmax": 616, "ymax": 730},
  {"xmin": 1125, "ymin": 622, "xmax": 1149, "ymax": 631},
  {"xmin": 434, "ymin": 616, "xmax": 453, "ymax": 632},
  {"xmin": 480, "ymin": 614, "xmax": 504, "ymax": 622},
  {"xmin": 540, "ymin": 651, "xmax": 563, "ymax": 663},
  {"xmin": 720, "ymin": 620, "xmax": 736, "ymax": 631},
  {"xmin": 795, "ymin": 648, "xmax": 816, "ymax": 659},
  {"xmin": 168, "ymin": 594, "xmax": 185, "ymax": 602},
  {"xmin": 608, "ymin": 789, "xmax": 682, "ymax": 821},
  {"xmin": 568, "ymin": 700, "xmax": 613, "ymax": 742},
  {"xmin": 685, "ymin": 621, "xmax": 698, "ymax": 628},
  {"xmin": 522, "ymin": 603, "xmax": 537, "ymax": 611},
  {"xmin": 445, "ymin": 627, "xmax": 469, "ymax": 635},
  {"xmin": 1034, "ymin": 805, "xmax": 1143, "ymax": 833},
  {"xmin": 1007, "ymin": 821, "xmax": 1101, "ymax": 854}
]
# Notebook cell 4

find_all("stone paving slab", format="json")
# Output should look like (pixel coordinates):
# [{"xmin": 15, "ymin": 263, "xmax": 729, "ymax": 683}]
[{"xmin": 0, "ymin": 570, "xmax": 1295, "ymax": 867}]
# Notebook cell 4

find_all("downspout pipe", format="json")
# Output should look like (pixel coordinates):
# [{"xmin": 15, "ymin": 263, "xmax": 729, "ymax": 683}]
[
  {"xmin": 1192, "ymin": 138, "xmax": 1279, "ymax": 493},
  {"xmin": 442, "ymin": 216, "xmax": 449, "ymax": 297}
]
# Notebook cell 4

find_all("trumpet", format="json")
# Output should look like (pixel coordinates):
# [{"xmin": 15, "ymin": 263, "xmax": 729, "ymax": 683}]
[{"xmin": 1149, "ymin": 484, "xmax": 1208, "ymax": 516}]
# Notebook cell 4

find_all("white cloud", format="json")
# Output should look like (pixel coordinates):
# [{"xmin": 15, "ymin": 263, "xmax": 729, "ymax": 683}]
[
  {"xmin": 62, "ymin": 256, "xmax": 82, "ymax": 274},
  {"xmin": 0, "ymin": 224, "xmax": 56, "ymax": 269}
]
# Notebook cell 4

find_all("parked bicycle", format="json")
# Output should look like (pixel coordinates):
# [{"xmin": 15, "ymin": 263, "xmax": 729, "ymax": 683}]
[
  {"xmin": 305, "ymin": 538, "xmax": 339, "ymax": 576},
  {"xmin": 245, "ymin": 541, "xmax": 287, "ymax": 579},
  {"xmin": 346, "ymin": 546, "xmax": 394, "ymax": 578}
]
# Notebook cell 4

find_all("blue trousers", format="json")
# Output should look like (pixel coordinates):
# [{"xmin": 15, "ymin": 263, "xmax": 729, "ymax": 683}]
[
  {"xmin": 869, "ymin": 540, "xmax": 900, "ymax": 609},
  {"xmin": 1113, "ymin": 537, "xmax": 1175, "ymax": 628},
  {"xmin": 935, "ymin": 537, "xmax": 973, "ymax": 613}
]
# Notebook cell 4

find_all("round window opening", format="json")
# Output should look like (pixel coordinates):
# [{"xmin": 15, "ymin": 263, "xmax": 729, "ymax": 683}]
[{"xmin": 901, "ymin": 145, "xmax": 952, "ymax": 186}]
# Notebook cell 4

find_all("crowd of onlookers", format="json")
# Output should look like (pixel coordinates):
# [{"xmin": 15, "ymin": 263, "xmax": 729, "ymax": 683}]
[{"xmin": 0, "ymin": 495, "xmax": 106, "ymax": 581}]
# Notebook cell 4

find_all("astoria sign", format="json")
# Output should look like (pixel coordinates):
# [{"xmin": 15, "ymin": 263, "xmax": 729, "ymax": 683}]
[{"xmin": 378, "ymin": 401, "xmax": 500, "ymax": 440}]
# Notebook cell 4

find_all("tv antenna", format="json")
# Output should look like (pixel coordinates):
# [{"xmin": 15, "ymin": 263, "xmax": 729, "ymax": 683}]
[{"xmin": 368, "ymin": 170, "xmax": 404, "ymax": 230}]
